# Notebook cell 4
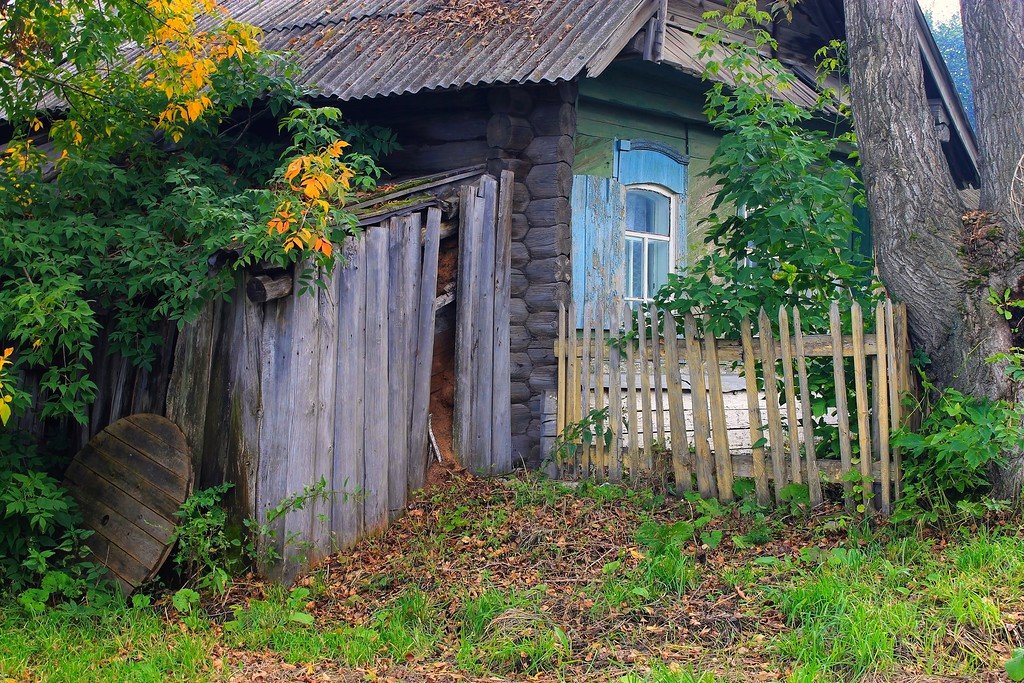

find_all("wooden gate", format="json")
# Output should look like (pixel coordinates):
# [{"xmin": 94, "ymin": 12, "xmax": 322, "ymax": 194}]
[
  {"xmin": 554, "ymin": 299, "xmax": 913, "ymax": 513},
  {"xmin": 453, "ymin": 172, "xmax": 514, "ymax": 476}
]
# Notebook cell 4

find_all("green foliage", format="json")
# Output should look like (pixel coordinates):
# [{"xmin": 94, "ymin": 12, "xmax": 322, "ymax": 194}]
[
  {"xmin": 0, "ymin": 107, "xmax": 396, "ymax": 426},
  {"xmin": 171, "ymin": 588, "xmax": 201, "ymax": 616},
  {"xmin": 549, "ymin": 407, "xmax": 613, "ymax": 468},
  {"xmin": 456, "ymin": 587, "xmax": 569, "ymax": 675},
  {"xmin": 768, "ymin": 531, "xmax": 1024, "ymax": 681},
  {"xmin": 0, "ymin": 434, "xmax": 101, "ymax": 593},
  {"xmin": 892, "ymin": 377, "xmax": 1024, "ymax": 521},
  {"xmin": 372, "ymin": 589, "xmax": 439, "ymax": 659},
  {"xmin": 170, "ymin": 484, "xmax": 239, "ymax": 593},
  {"xmin": 0, "ymin": 594, "xmax": 216, "ymax": 682},
  {"xmin": 0, "ymin": 4, "xmax": 400, "ymax": 431},
  {"xmin": 170, "ymin": 477, "xmax": 339, "ymax": 587},
  {"xmin": 647, "ymin": 5, "xmax": 880, "ymax": 465},
  {"xmin": 242, "ymin": 476, "xmax": 335, "ymax": 568},
  {"xmin": 1008, "ymin": 649, "xmax": 1024, "ymax": 682},
  {"xmin": 658, "ymin": 7, "xmax": 877, "ymax": 337},
  {"xmin": 987, "ymin": 287, "xmax": 1024, "ymax": 321},
  {"xmin": 619, "ymin": 664, "xmax": 719, "ymax": 683}
]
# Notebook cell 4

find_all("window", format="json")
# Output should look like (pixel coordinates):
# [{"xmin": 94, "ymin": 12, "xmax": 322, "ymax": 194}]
[
  {"xmin": 569, "ymin": 140, "xmax": 688, "ymax": 326},
  {"xmin": 624, "ymin": 185, "xmax": 675, "ymax": 306}
]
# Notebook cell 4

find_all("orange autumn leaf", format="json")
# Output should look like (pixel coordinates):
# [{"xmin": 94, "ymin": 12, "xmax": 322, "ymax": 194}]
[
  {"xmin": 283, "ymin": 158, "xmax": 304, "ymax": 182},
  {"xmin": 325, "ymin": 140, "xmax": 349, "ymax": 158}
]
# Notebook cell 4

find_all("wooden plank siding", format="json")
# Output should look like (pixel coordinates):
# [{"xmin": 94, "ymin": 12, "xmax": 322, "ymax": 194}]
[{"xmin": 166, "ymin": 202, "xmax": 450, "ymax": 581}]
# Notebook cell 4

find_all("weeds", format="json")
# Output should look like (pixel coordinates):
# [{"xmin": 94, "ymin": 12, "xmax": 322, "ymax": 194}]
[
  {"xmin": 2, "ymin": 473, "xmax": 1021, "ymax": 682},
  {"xmin": 456, "ymin": 587, "xmax": 569, "ymax": 674}
]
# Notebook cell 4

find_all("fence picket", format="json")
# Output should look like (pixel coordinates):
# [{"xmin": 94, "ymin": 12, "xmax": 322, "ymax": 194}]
[
  {"xmin": 608, "ymin": 305, "xmax": 623, "ymax": 483},
  {"xmin": 830, "ymin": 302, "xmax": 854, "ymax": 510},
  {"xmin": 704, "ymin": 325, "xmax": 734, "ymax": 501},
  {"xmin": 580, "ymin": 308, "xmax": 593, "ymax": 479},
  {"xmin": 663, "ymin": 311, "xmax": 692, "ymax": 493},
  {"xmin": 557, "ymin": 302, "xmax": 567, "ymax": 441},
  {"xmin": 637, "ymin": 309, "xmax": 655, "ymax": 471},
  {"xmin": 593, "ymin": 304, "xmax": 606, "ymax": 483},
  {"xmin": 793, "ymin": 308, "xmax": 822, "ymax": 507},
  {"xmin": 875, "ymin": 302, "xmax": 891, "ymax": 513},
  {"xmin": 552, "ymin": 298, "xmax": 912, "ymax": 514},
  {"xmin": 851, "ymin": 301, "xmax": 873, "ymax": 511},
  {"xmin": 684, "ymin": 314, "xmax": 717, "ymax": 499},
  {"xmin": 778, "ymin": 307, "xmax": 802, "ymax": 485},
  {"xmin": 886, "ymin": 300, "xmax": 902, "ymax": 496},
  {"xmin": 567, "ymin": 302, "xmax": 580, "ymax": 479},
  {"xmin": 624, "ymin": 304, "xmax": 640, "ymax": 481},
  {"xmin": 741, "ymin": 318, "xmax": 770, "ymax": 505},
  {"xmin": 651, "ymin": 307, "xmax": 666, "ymax": 445},
  {"xmin": 758, "ymin": 308, "xmax": 787, "ymax": 500}
]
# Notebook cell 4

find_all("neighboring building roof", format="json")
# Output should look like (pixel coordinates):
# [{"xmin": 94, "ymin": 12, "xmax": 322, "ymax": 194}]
[{"xmin": 221, "ymin": 0, "xmax": 659, "ymax": 101}]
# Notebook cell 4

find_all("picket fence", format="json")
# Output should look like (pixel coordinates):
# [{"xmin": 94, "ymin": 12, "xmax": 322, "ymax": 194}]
[{"xmin": 554, "ymin": 299, "xmax": 913, "ymax": 513}]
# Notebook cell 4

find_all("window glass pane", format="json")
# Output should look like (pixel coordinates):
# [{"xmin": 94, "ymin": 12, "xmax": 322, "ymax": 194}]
[
  {"xmin": 626, "ymin": 189, "xmax": 671, "ymax": 236},
  {"xmin": 647, "ymin": 240, "xmax": 670, "ymax": 298},
  {"xmin": 625, "ymin": 237, "xmax": 643, "ymax": 300}
]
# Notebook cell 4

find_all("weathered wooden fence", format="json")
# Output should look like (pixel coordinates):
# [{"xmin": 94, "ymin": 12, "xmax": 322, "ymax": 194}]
[
  {"xmin": 554, "ymin": 299, "xmax": 912, "ymax": 513},
  {"xmin": 454, "ymin": 171, "xmax": 513, "ymax": 476},
  {"xmin": 168, "ymin": 207, "xmax": 442, "ymax": 579}
]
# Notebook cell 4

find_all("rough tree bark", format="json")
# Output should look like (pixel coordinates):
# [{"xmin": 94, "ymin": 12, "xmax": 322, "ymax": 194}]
[
  {"xmin": 961, "ymin": 2, "xmax": 1024, "ymax": 238},
  {"xmin": 845, "ymin": 0, "xmax": 1024, "ymax": 496}
]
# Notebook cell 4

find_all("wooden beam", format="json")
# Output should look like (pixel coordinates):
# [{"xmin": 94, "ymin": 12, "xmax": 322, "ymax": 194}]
[{"xmin": 246, "ymin": 274, "xmax": 293, "ymax": 303}]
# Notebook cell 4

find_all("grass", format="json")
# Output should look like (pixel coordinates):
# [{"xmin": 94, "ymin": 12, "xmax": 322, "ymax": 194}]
[{"xmin": 1, "ymin": 473, "xmax": 1022, "ymax": 682}]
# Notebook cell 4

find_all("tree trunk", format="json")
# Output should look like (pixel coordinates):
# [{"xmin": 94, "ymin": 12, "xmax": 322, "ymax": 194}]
[
  {"xmin": 845, "ymin": 0, "xmax": 1023, "ymax": 495},
  {"xmin": 961, "ymin": 1, "xmax": 1024, "ymax": 239},
  {"xmin": 959, "ymin": 1, "xmax": 1024, "ymax": 496}
]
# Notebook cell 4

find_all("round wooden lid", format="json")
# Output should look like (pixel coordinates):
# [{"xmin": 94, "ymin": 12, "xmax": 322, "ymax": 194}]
[{"xmin": 64, "ymin": 414, "xmax": 193, "ymax": 594}]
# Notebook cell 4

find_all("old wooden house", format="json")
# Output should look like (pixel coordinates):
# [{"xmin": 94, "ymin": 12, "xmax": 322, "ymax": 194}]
[
  {"xmin": 20, "ymin": 0, "xmax": 979, "ymax": 582},
  {"xmin": 223, "ymin": 0, "xmax": 974, "ymax": 461}
]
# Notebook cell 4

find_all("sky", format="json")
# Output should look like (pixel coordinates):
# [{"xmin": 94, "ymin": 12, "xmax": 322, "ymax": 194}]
[{"xmin": 918, "ymin": 0, "xmax": 960, "ymax": 22}]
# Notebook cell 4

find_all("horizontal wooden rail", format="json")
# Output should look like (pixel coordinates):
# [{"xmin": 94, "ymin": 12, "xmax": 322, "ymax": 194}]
[{"xmin": 556, "ymin": 333, "xmax": 880, "ymax": 362}]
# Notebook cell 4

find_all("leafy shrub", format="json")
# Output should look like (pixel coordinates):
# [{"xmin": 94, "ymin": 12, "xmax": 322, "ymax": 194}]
[
  {"xmin": 892, "ymin": 384, "xmax": 1024, "ymax": 521},
  {"xmin": 0, "ymin": 434, "xmax": 100, "ymax": 593},
  {"xmin": 170, "ymin": 483, "xmax": 240, "ymax": 593}
]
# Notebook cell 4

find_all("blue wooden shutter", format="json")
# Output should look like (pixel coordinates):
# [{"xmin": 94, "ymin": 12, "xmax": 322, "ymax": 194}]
[
  {"xmin": 614, "ymin": 140, "xmax": 689, "ymax": 270},
  {"xmin": 571, "ymin": 175, "xmax": 626, "ymax": 328}
]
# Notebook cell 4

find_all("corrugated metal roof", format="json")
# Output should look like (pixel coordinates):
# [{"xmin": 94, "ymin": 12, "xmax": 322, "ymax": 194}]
[{"xmin": 222, "ymin": 0, "xmax": 658, "ymax": 101}]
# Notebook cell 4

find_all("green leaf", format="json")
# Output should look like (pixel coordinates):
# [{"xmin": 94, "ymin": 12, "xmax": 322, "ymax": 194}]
[
  {"xmin": 1006, "ymin": 648, "xmax": 1024, "ymax": 682},
  {"xmin": 288, "ymin": 611, "xmax": 315, "ymax": 626}
]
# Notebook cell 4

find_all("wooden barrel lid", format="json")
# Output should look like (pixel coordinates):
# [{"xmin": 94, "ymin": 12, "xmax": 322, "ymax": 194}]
[{"xmin": 64, "ymin": 414, "xmax": 193, "ymax": 594}]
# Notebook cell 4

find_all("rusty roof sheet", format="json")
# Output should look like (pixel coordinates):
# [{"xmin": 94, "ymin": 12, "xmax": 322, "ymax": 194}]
[{"xmin": 223, "ymin": 0, "xmax": 659, "ymax": 101}]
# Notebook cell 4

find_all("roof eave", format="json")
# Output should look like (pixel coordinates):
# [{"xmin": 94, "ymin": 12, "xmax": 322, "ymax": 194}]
[{"xmin": 914, "ymin": 2, "xmax": 980, "ymax": 184}]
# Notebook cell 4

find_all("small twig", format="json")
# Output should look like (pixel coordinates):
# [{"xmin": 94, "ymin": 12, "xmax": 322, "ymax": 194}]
[{"xmin": 428, "ymin": 413, "xmax": 442, "ymax": 463}]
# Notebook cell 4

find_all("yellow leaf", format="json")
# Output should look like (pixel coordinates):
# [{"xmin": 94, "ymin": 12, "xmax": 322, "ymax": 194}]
[{"xmin": 185, "ymin": 99, "xmax": 204, "ymax": 122}]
